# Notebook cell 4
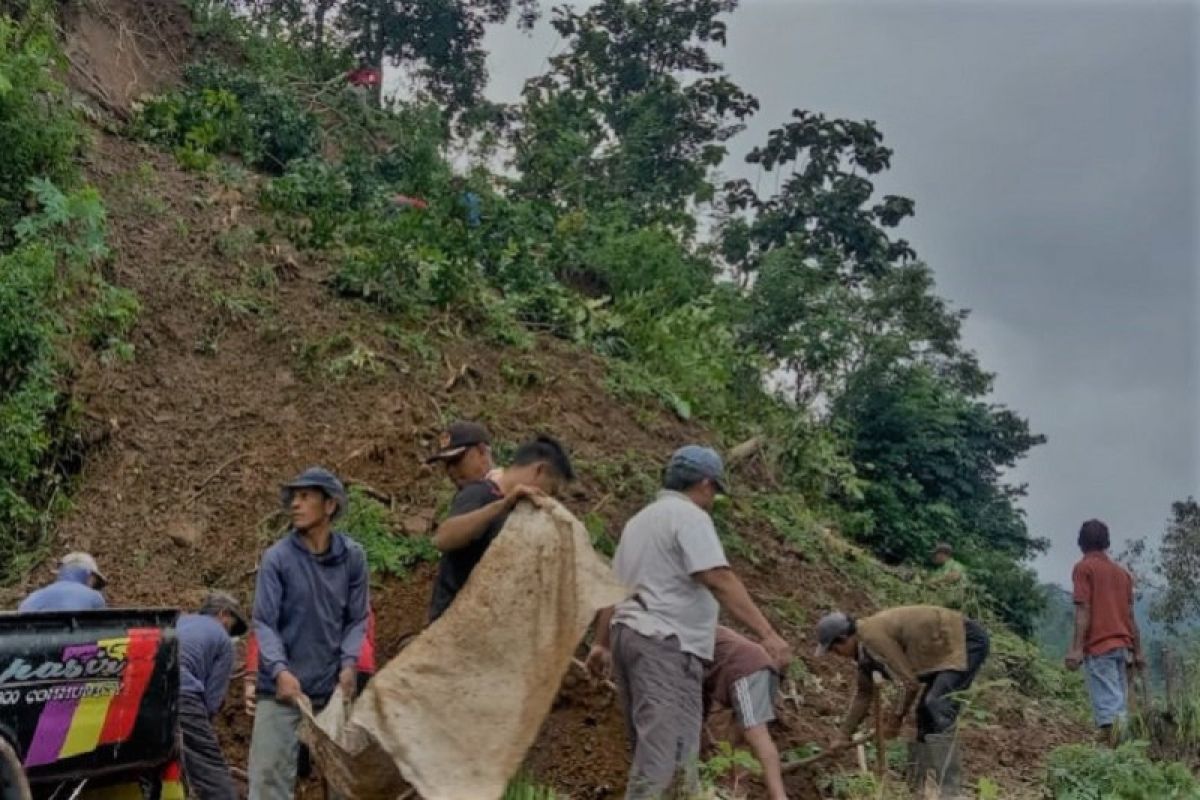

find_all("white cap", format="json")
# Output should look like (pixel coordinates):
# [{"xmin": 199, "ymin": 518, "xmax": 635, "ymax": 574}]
[{"xmin": 60, "ymin": 552, "xmax": 108, "ymax": 589}]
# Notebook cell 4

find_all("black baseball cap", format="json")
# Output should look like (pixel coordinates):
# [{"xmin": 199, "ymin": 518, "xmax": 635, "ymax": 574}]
[{"xmin": 425, "ymin": 421, "xmax": 491, "ymax": 464}]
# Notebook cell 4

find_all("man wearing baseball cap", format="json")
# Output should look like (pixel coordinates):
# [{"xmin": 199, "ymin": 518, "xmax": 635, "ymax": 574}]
[
  {"xmin": 814, "ymin": 606, "xmax": 989, "ymax": 746},
  {"xmin": 428, "ymin": 434, "xmax": 575, "ymax": 622},
  {"xmin": 248, "ymin": 467, "xmax": 369, "ymax": 800},
  {"xmin": 586, "ymin": 445, "xmax": 792, "ymax": 799},
  {"xmin": 177, "ymin": 591, "xmax": 249, "ymax": 800},
  {"xmin": 425, "ymin": 420, "xmax": 497, "ymax": 488},
  {"xmin": 19, "ymin": 552, "xmax": 108, "ymax": 612}
]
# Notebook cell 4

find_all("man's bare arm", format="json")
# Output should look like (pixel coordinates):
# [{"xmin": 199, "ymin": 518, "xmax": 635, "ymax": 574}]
[
  {"xmin": 1066, "ymin": 603, "xmax": 1090, "ymax": 669},
  {"xmin": 693, "ymin": 567, "xmax": 791, "ymax": 667},
  {"xmin": 431, "ymin": 498, "xmax": 512, "ymax": 552},
  {"xmin": 592, "ymin": 607, "xmax": 615, "ymax": 649}
]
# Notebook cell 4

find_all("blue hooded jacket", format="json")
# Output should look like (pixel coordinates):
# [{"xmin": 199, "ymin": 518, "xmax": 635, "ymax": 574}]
[
  {"xmin": 19, "ymin": 566, "xmax": 106, "ymax": 612},
  {"xmin": 252, "ymin": 530, "xmax": 369, "ymax": 702}
]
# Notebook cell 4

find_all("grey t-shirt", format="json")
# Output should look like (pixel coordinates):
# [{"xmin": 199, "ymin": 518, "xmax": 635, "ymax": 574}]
[{"xmin": 611, "ymin": 490, "xmax": 729, "ymax": 659}]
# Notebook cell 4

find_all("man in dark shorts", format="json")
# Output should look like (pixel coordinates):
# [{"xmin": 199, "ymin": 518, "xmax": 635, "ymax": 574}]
[
  {"xmin": 427, "ymin": 434, "xmax": 574, "ymax": 622},
  {"xmin": 704, "ymin": 626, "xmax": 788, "ymax": 800}
]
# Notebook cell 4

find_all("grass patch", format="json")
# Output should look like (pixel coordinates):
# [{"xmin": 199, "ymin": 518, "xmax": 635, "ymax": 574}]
[{"xmin": 341, "ymin": 486, "xmax": 437, "ymax": 579}]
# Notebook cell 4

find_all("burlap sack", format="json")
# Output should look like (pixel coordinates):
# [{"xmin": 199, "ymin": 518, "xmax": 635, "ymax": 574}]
[{"xmin": 300, "ymin": 499, "xmax": 629, "ymax": 799}]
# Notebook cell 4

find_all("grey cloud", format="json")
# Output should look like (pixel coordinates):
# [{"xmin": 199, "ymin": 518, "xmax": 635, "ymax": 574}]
[{"xmin": 483, "ymin": 0, "xmax": 1199, "ymax": 583}]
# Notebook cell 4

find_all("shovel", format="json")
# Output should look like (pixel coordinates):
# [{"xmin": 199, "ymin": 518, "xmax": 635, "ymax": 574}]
[{"xmin": 782, "ymin": 733, "xmax": 873, "ymax": 774}]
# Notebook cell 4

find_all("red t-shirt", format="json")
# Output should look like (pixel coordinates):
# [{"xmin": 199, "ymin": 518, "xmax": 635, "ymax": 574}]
[
  {"xmin": 246, "ymin": 606, "xmax": 377, "ymax": 674},
  {"xmin": 1072, "ymin": 551, "xmax": 1135, "ymax": 656}
]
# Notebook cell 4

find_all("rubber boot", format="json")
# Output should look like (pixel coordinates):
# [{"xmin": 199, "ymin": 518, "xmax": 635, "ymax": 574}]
[{"xmin": 907, "ymin": 734, "xmax": 963, "ymax": 799}]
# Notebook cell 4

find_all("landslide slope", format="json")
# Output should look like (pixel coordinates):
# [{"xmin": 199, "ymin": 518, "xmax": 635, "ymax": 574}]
[{"xmin": 7, "ymin": 2, "xmax": 1088, "ymax": 797}]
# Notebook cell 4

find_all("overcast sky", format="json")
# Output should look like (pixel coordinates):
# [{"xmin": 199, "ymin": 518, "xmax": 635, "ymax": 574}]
[{"xmin": 478, "ymin": 0, "xmax": 1199, "ymax": 584}]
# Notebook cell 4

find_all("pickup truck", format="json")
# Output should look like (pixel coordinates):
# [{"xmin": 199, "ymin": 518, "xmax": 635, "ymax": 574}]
[{"xmin": 0, "ymin": 609, "xmax": 184, "ymax": 800}]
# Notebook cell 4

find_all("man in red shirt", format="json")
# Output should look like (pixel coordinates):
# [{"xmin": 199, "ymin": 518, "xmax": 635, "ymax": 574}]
[{"xmin": 1066, "ymin": 519, "xmax": 1144, "ymax": 740}]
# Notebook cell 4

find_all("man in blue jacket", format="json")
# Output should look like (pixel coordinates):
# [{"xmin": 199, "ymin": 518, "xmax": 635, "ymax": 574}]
[
  {"xmin": 178, "ymin": 591, "xmax": 248, "ymax": 800},
  {"xmin": 19, "ymin": 552, "xmax": 107, "ymax": 612},
  {"xmin": 248, "ymin": 467, "xmax": 370, "ymax": 800}
]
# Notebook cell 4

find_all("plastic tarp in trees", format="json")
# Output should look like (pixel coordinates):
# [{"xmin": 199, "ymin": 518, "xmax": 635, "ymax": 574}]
[{"xmin": 300, "ymin": 501, "xmax": 628, "ymax": 799}]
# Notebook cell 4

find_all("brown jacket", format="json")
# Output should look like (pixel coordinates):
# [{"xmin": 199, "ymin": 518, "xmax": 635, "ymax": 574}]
[{"xmin": 841, "ymin": 606, "xmax": 967, "ymax": 734}]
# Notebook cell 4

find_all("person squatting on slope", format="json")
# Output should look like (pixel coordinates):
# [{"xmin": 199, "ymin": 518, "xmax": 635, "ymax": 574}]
[
  {"xmin": 704, "ymin": 626, "xmax": 789, "ymax": 800},
  {"xmin": 247, "ymin": 467, "xmax": 370, "ymax": 800},
  {"xmin": 1066, "ymin": 519, "xmax": 1144, "ymax": 742},
  {"xmin": 427, "ymin": 434, "xmax": 574, "ymax": 623},
  {"xmin": 19, "ymin": 551, "xmax": 108, "ymax": 612},
  {"xmin": 815, "ymin": 605, "xmax": 989, "ymax": 744},
  {"xmin": 177, "ymin": 591, "xmax": 249, "ymax": 800},
  {"xmin": 587, "ymin": 445, "xmax": 792, "ymax": 800}
]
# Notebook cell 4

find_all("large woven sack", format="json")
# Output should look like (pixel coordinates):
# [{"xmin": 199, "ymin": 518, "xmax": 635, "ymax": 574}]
[{"xmin": 300, "ymin": 499, "xmax": 628, "ymax": 799}]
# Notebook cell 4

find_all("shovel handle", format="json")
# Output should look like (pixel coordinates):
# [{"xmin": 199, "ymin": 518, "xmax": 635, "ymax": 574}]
[{"xmin": 782, "ymin": 734, "xmax": 873, "ymax": 773}]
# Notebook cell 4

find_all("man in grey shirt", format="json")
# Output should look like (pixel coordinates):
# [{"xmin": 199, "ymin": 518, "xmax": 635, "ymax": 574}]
[{"xmin": 587, "ymin": 445, "xmax": 792, "ymax": 799}]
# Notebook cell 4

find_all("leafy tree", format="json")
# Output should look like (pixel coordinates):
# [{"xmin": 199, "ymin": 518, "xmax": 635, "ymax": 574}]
[
  {"xmin": 745, "ymin": 246, "xmax": 969, "ymax": 404},
  {"xmin": 724, "ymin": 111, "xmax": 915, "ymax": 279},
  {"xmin": 717, "ymin": 111, "xmax": 979, "ymax": 403},
  {"xmin": 1149, "ymin": 498, "xmax": 1200, "ymax": 628},
  {"xmin": 833, "ymin": 363, "xmax": 1046, "ymax": 632},
  {"xmin": 216, "ymin": 1, "xmax": 539, "ymax": 109},
  {"xmin": 338, "ymin": 0, "xmax": 539, "ymax": 108},
  {"xmin": 512, "ymin": 0, "xmax": 757, "ymax": 228},
  {"xmin": 834, "ymin": 363, "xmax": 1045, "ymax": 559}
]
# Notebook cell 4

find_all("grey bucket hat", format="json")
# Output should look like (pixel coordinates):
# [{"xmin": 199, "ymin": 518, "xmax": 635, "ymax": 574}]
[
  {"xmin": 200, "ymin": 590, "xmax": 249, "ymax": 637},
  {"xmin": 280, "ymin": 466, "xmax": 348, "ymax": 519},
  {"xmin": 814, "ymin": 611, "xmax": 855, "ymax": 656}
]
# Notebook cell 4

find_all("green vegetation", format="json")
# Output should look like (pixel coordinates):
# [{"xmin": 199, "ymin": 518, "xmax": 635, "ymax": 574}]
[
  {"xmin": 0, "ymin": 4, "xmax": 140, "ymax": 582},
  {"xmin": 699, "ymin": 741, "xmax": 760, "ymax": 797},
  {"xmin": 1045, "ymin": 742, "xmax": 1200, "ymax": 799},
  {"xmin": 341, "ymin": 487, "xmax": 438, "ymax": 579},
  {"xmin": 500, "ymin": 774, "xmax": 561, "ymax": 800},
  {"xmin": 141, "ymin": 1, "xmax": 1049, "ymax": 634}
]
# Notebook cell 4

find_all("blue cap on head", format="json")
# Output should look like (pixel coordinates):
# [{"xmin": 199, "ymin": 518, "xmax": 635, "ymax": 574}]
[
  {"xmin": 280, "ymin": 466, "xmax": 348, "ymax": 519},
  {"xmin": 666, "ymin": 445, "xmax": 728, "ymax": 495}
]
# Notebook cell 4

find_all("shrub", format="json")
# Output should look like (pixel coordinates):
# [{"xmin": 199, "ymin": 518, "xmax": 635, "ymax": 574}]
[
  {"xmin": 133, "ymin": 61, "xmax": 318, "ymax": 173},
  {"xmin": 1045, "ymin": 742, "xmax": 1200, "ymax": 799},
  {"xmin": 84, "ymin": 284, "xmax": 140, "ymax": 361},
  {"xmin": 0, "ymin": 10, "xmax": 78, "ymax": 242},
  {"xmin": 341, "ymin": 487, "xmax": 437, "ymax": 579},
  {"xmin": 0, "ymin": 242, "xmax": 62, "ymax": 581}
]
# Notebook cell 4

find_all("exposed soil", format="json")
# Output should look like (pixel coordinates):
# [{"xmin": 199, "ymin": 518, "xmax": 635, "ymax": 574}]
[
  {"xmin": 10, "ymin": 2, "xmax": 1092, "ymax": 796},
  {"xmin": 64, "ymin": 0, "xmax": 193, "ymax": 117}
]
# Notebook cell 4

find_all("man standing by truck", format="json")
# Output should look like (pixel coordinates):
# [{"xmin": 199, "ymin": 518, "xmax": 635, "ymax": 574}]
[
  {"xmin": 586, "ymin": 445, "xmax": 792, "ymax": 800},
  {"xmin": 248, "ymin": 467, "xmax": 370, "ymax": 800},
  {"xmin": 19, "ymin": 552, "xmax": 107, "ymax": 611},
  {"xmin": 1065, "ymin": 519, "xmax": 1144, "ymax": 742},
  {"xmin": 177, "ymin": 591, "xmax": 248, "ymax": 800}
]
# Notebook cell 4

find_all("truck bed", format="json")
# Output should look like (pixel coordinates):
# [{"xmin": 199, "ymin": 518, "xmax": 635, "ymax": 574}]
[{"xmin": 0, "ymin": 609, "xmax": 180, "ymax": 786}]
